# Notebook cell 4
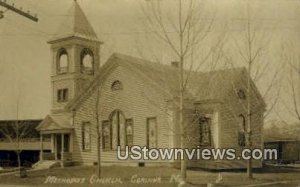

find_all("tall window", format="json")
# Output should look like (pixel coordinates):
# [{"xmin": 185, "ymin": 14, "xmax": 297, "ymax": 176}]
[
  {"xmin": 125, "ymin": 119, "xmax": 133, "ymax": 147},
  {"xmin": 111, "ymin": 110, "xmax": 126, "ymax": 149},
  {"xmin": 57, "ymin": 89, "xmax": 68, "ymax": 102},
  {"xmin": 80, "ymin": 48, "xmax": 94, "ymax": 75},
  {"xmin": 82, "ymin": 122, "xmax": 91, "ymax": 151},
  {"xmin": 102, "ymin": 111, "xmax": 133, "ymax": 150},
  {"xmin": 238, "ymin": 114, "xmax": 246, "ymax": 147},
  {"xmin": 57, "ymin": 48, "xmax": 68, "ymax": 74},
  {"xmin": 199, "ymin": 117, "xmax": 211, "ymax": 147},
  {"xmin": 147, "ymin": 117, "xmax": 157, "ymax": 148},
  {"xmin": 102, "ymin": 120, "xmax": 111, "ymax": 150}
]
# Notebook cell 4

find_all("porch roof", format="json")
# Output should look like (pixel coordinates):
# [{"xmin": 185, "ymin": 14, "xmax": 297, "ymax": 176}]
[{"xmin": 36, "ymin": 113, "xmax": 73, "ymax": 133}]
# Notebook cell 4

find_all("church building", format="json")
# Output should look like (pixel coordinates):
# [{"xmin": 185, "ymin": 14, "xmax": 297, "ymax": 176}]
[{"xmin": 36, "ymin": 1, "xmax": 266, "ymax": 169}]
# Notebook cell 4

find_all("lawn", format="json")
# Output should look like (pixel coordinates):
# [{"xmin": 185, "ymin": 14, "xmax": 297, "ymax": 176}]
[{"xmin": 0, "ymin": 165, "xmax": 300, "ymax": 187}]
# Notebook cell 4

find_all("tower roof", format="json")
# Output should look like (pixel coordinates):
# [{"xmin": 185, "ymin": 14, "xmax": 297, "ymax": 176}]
[{"xmin": 49, "ymin": 0, "xmax": 98, "ymax": 42}]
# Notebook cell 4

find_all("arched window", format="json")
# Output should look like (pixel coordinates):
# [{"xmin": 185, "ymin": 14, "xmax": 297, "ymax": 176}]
[
  {"xmin": 111, "ymin": 110, "xmax": 125, "ymax": 149},
  {"xmin": 102, "ymin": 111, "xmax": 133, "ymax": 150},
  {"xmin": 57, "ymin": 48, "xmax": 68, "ymax": 74},
  {"xmin": 199, "ymin": 117, "xmax": 211, "ymax": 147},
  {"xmin": 238, "ymin": 114, "xmax": 246, "ymax": 147},
  {"xmin": 238, "ymin": 114, "xmax": 246, "ymax": 131},
  {"xmin": 111, "ymin": 80, "xmax": 123, "ymax": 91},
  {"xmin": 80, "ymin": 48, "xmax": 94, "ymax": 75}
]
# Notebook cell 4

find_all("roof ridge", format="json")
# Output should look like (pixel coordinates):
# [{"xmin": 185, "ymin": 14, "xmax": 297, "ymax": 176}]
[
  {"xmin": 112, "ymin": 52, "xmax": 246, "ymax": 75},
  {"xmin": 66, "ymin": 52, "xmax": 260, "ymax": 110},
  {"xmin": 112, "ymin": 53, "xmax": 178, "ymax": 70}
]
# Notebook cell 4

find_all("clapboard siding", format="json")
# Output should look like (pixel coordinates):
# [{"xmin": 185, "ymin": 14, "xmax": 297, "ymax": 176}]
[
  {"xmin": 70, "ymin": 62, "xmax": 264, "ymax": 169},
  {"xmin": 72, "ymin": 65, "xmax": 173, "ymax": 165},
  {"xmin": 215, "ymin": 75, "xmax": 264, "ymax": 169},
  {"xmin": 218, "ymin": 76, "xmax": 264, "ymax": 150},
  {"xmin": 185, "ymin": 73, "xmax": 264, "ymax": 169}
]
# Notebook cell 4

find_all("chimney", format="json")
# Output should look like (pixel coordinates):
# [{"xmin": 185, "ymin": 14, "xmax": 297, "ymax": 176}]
[{"xmin": 171, "ymin": 61, "xmax": 179, "ymax": 68}]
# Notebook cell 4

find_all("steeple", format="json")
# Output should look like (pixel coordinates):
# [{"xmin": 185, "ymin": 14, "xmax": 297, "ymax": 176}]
[
  {"xmin": 47, "ymin": 0, "xmax": 102, "ymax": 113},
  {"xmin": 49, "ymin": 0, "xmax": 98, "ymax": 43}
]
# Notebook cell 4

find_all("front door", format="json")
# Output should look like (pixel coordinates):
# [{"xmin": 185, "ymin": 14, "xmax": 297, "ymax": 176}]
[
  {"xmin": 55, "ymin": 134, "xmax": 70, "ymax": 160},
  {"xmin": 56, "ymin": 134, "xmax": 62, "ymax": 160}
]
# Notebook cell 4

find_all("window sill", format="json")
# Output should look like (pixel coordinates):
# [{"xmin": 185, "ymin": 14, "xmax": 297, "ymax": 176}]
[
  {"xmin": 57, "ymin": 101, "xmax": 68, "ymax": 103},
  {"xmin": 57, "ymin": 72, "xmax": 68, "ymax": 75},
  {"xmin": 82, "ymin": 149, "xmax": 91, "ymax": 152}
]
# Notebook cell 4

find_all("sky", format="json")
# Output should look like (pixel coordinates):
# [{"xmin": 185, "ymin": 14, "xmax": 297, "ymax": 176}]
[{"xmin": 0, "ymin": 0, "xmax": 299, "ymax": 123}]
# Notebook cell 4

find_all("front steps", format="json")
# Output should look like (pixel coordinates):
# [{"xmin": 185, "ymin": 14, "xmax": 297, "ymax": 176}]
[{"xmin": 32, "ymin": 160, "xmax": 61, "ymax": 170}]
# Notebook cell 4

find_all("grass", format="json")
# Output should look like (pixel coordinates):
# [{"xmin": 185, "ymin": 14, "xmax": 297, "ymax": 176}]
[{"xmin": 0, "ymin": 165, "xmax": 299, "ymax": 186}]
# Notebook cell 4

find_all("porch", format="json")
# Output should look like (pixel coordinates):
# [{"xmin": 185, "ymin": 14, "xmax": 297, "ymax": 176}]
[
  {"xmin": 39, "ymin": 133, "xmax": 72, "ymax": 162},
  {"xmin": 36, "ymin": 114, "xmax": 74, "ymax": 166}
]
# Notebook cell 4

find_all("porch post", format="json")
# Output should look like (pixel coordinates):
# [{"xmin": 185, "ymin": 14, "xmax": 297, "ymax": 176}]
[
  {"xmin": 61, "ymin": 133, "xmax": 64, "ymax": 162},
  {"xmin": 51, "ymin": 134, "xmax": 54, "ymax": 153},
  {"xmin": 54, "ymin": 134, "xmax": 58, "ymax": 160},
  {"xmin": 40, "ymin": 133, "xmax": 43, "ymax": 161}
]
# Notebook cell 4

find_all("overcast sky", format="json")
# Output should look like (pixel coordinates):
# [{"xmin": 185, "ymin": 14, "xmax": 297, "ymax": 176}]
[{"xmin": 0, "ymin": 0, "xmax": 299, "ymax": 123}]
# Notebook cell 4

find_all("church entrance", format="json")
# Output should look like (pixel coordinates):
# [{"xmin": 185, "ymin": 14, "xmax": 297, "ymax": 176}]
[{"xmin": 55, "ymin": 134, "xmax": 70, "ymax": 160}]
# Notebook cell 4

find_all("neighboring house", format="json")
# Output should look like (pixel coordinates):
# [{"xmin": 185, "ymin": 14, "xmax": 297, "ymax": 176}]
[
  {"xmin": 36, "ymin": 1, "xmax": 265, "ymax": 169},
  {"xmin": 264, "ymin": 121, "xmax": 300, "ymax": 163},
  {"xmin": 0, "ymin": 120, "xmax": 51, "ymax": 167}
]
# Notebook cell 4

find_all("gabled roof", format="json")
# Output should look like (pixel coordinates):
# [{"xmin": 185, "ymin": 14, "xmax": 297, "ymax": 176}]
[
  {"xmin": 49, "ymin": 1, "xmax": 98, "ymax": 43},
  {"xmin": 66, "ymin": 53, "xmax": 266, "ymax": 110},
  {"xmin": 36, "ymin": 114, "xmax": 73, "ymax": 131}
]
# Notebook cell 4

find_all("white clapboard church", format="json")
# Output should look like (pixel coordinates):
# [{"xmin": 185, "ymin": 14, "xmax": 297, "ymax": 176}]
[{"xmin": 35, "ymin": 1, "xmax": 265, "ymax": 170}]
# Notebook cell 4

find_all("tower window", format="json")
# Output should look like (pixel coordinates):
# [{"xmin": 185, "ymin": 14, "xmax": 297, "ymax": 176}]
[
  {"xmin": 57, "ymin": 48, "xmax": 68, "ymax": 74},
  {"xmin": 57, "ymin": 88, "xmax": 68, "ymax": 102},
  {"xmin": 81, "ymin": 48, "xmax": 94, "ymax": 75}
]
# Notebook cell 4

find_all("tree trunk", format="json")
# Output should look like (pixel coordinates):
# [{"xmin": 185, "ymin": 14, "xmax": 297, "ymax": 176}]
[
  {"xmin": 246, "ymin": 132, "xmax": 253, "ymax": 178},
  {"xmin": 178, "ymin": 0, "xmax": 186, "ymax": 182},
  {"xmin": 97, "ymin": 134, "xmax": 101, "ymax": 178},
  {"xmin": 247, "ymin": 61, "xmax": 253, "ymax": 179},
  {"xmin": 179, "ymin": 54, "xmax": 186, "ymax": 182},
  {"xmin": 17, "ymin": 151, "xmax": 21, "ymax": 169}
]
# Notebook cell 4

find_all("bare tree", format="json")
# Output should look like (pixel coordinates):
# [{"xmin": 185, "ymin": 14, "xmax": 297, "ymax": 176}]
[
  {"xmin": 0, "ymin": 100, "xmax": 33, "ymax": 177},
  {"xmin": 138, "ymin": 0, "xmax": 224, "ymax": 183},
  {"xmin": 280, "ymin": 41, "xmax": 300, "ymax": 125},
  {"xmin": 223, "ymin": 0, "xmax": 283, "ymax": 179}
]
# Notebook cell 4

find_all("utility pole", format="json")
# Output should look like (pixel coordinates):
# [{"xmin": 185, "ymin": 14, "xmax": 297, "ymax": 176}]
[{"xmin": 0, "ymin": 0, "xmax": 38, "ymax": 22}]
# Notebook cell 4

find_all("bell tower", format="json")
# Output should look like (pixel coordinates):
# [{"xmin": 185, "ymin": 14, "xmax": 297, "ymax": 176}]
[{"xmin": 48, "ymin": 0, "xmax": 102, "ymax": 113}]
